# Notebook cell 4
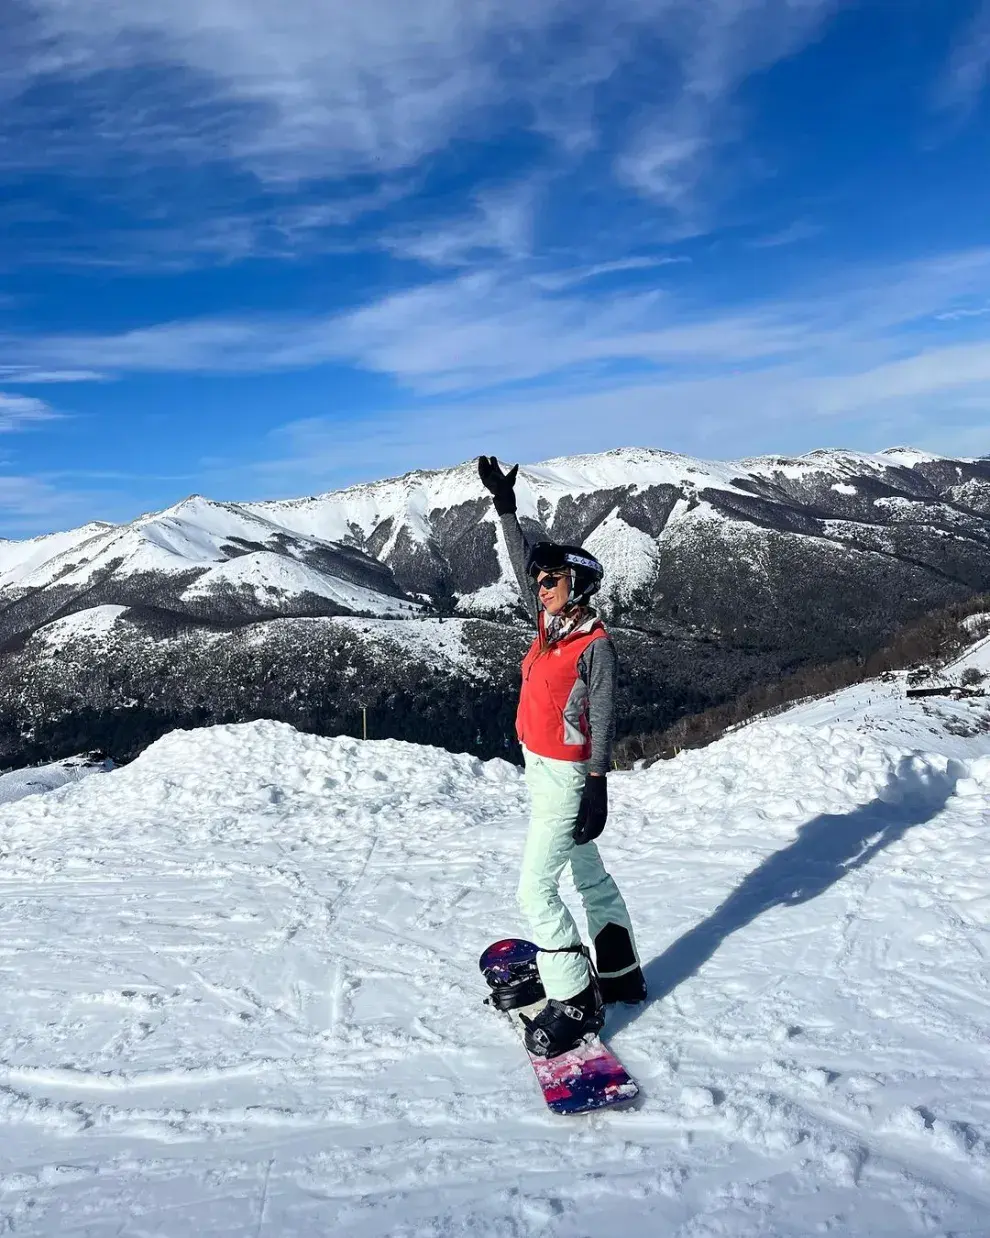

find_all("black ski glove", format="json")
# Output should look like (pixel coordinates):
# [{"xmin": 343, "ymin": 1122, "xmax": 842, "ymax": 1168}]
[
  {"xmin": 478, "ymin": 455, "xmax": 518, "ymax": 516},
  {"xmin": 572, "ymin": 774, "xmax": 608, "ymax": 845}
]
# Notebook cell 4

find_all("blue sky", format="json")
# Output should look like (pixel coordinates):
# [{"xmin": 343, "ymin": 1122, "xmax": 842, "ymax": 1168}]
[{"xmin": 1, "ymin": 0, "xmax": 989, "ymax": 535}]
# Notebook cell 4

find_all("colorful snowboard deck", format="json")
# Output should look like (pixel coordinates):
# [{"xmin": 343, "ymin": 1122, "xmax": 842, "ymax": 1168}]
[{"xmin": 480, "ymin": 938, "xmax": 639, "ymax": 1116}]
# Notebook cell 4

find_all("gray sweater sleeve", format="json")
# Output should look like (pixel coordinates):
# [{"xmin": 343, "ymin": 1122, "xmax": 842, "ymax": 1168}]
[
  {"xmin": 499, "ymin": 511, "xmax": 538, "ymax": 624},
  {"xmin": 578, "ymin": 637, "xmax": 617, "ymax": 776}
]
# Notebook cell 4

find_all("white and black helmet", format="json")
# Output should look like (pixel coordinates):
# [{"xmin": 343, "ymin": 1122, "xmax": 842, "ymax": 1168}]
[{"xmin": 526, "ymin": 541, "xmax": 604, "ymax": 606}]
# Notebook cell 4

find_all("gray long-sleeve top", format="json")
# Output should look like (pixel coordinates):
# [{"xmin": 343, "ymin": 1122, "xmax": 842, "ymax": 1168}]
[{"xmin": 500, "ymin": 512, "xmax": 617, "ymax": 775}]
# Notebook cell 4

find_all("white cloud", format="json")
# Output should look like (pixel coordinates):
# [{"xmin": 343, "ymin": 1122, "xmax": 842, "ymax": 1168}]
[
  {"xmin": 935, "ymin": 304, "xmax": 990, "ymax": 322},
  {"xmin": 49, "ymin": 242, "xmax": 986, "ymax": 497},
  {"xmin": 615, "ymin": 0, "xmax": 840, "ymax": 209},
  {"xmin": 12, "ymin": 247, "xmax": 990, "ymax": 401},
  {"xmin": 382, "ymin": 182, "xmax": 538, "ymax": 268},
  {"xmin": 0, "ymin": 366, "xmax": 105, "ymax": 384},
  {"xmin": 0, "ymin": 391, "xmax": 61, "ymax": 429},
  {"xmin": 0, "ymin": 471, "xmax": 132, "ymax": 535},
  {"xmin": 536, "ymin": 256, "xmax": 691, "ymax": 289},
  {"xmin": 618, "ymin": 129, "xmax": 710, "ymax": 208},
  {"xmin": 5, "ymin": 0, "xmax": 842, "ymax": 209},
  {"xmin": 221, "ymin": 345, "xmax": 990, "ymax": 498}
]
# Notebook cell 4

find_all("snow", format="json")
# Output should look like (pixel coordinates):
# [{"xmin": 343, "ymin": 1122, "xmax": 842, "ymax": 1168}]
[
  {"xmin": 0, "ymin": 523, "xmax": 114, "ymax": 590},
  {"xmin": 583, "ymin": 514, "xmax": 658, "ymax": 605},
  {"xmin": 323, "ymin": 615, "xmax": 483, "ymax": 673},
  {"xmin": 1, "ymin": 497, "xmax": 410, "ymax": 619},
  {"xmin": 0, "ymin": 756, "xmax": 106, "ymax": 806},
  {"xmin": 454, "ymin": 578, "xmax": 520, "ymax": 615},
  {"xmin": 33, "ymin": 605, "xmax": 128, "ymax": 646},
  {"xmin": 0, "ymin": 446, "xmax": 979, "ymax": 633},
  {"xmin": 949, "ymin": 632, "xmax": 990, "ymax": 677},
  {"xmin": 962, "ymin": 611, "xmax": 990, "ymax": 636},
  {"xmin": 182, "ymin": 552, "xmax": 420, "ymax": 617},
  {"xmin": 4, "ymin": 671, "xmax": 990, "ymax": 1234},
  {"xmin": 247, "ymin": 446, "xmax": 924, "ymax": 560}
]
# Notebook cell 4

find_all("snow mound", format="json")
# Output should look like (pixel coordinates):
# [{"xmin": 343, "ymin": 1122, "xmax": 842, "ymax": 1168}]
[{"xmin": 3, "ymin": 693, "xmax": 990, "ymax": 1233}]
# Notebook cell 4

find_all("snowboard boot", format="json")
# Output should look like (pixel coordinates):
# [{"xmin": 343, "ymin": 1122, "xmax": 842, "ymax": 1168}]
[
  {"xmin": 599, "ymin": 966, "xmax": 648, "ymax": 1005},
  {"xmin": 522, "ymin": 981, "xmax": 605, "ymax": 1058}
]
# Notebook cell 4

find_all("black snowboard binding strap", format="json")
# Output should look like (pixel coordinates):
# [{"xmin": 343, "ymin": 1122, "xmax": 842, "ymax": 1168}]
[{"xmin": 480, "ymin": 940, "xmax": 602, "ymax": 1014}]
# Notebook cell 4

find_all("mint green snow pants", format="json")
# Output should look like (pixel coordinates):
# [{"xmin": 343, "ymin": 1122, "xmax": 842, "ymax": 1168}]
[{"xmin": 518, "ymin": 747, "xmax": 640, "ymax": 1001}]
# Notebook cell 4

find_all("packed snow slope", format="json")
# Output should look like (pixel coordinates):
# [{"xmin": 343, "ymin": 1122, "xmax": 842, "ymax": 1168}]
[{"xmin": 4, "ymin": 676, "xmax": 990, "ymax": 1234}]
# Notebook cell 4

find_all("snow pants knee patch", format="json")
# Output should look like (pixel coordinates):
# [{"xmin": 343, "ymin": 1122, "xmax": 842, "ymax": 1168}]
[{"xmin": 594, "ymin": 923, "xmax": 638, "ymax": 978}]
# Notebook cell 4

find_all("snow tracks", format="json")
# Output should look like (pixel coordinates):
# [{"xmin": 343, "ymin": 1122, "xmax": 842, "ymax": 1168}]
[{"xmin": 0, "ymin": 712, "xmax": 988, "ymax": 1235}]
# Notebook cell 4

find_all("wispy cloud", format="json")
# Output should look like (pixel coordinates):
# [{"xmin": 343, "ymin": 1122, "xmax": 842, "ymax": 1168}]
[
  {"xmin": 937, "ymin": 0, "xmax": 990, "ymax": 114},
  {"xmin": 0, "ymin": 391, "xmax": 61, "ymax": 429},
  {"xmin": 3, "ymin": 1, "xmax": 845, "ymax": 232},
  {"xmin": 935, "ymin": 303, "xmax": 990, "ymax": 322},
  {"xmin": 534, "ymin": 256, "xmax": 691, "ymax": 290},
  {"xmin": 10, "ymin": 246, "xmax": 990, "ymax": 471},
  {"xmin": 0, "ymin": 471, "xmax": 130, "ymax": 535},
  {"xmin": 615, "ymin": 0, "xmax": 840, "ymax": 213},
  {"xmin": 248, "ymin": 340, "xmax": 990, "ymax": 493},
  {"xmin": 617, "ymin": 131, "xmax": 710, "ymax": 210},
  {"xmin": 748, "ymin": 221, "xmax": 823, "ymax": 250},
  {"xmin": 10, "ymin": 248, "xmax": 990, "ymax": 394},
  {"xmin": 4, "ymin": 275, "xmax": 806, "ymax": 393},
  {"xmin": 0, "ymin": 366, "xmax": 105, "ymax": 384},
  {"xmin": 382, "ymin": 182, "xmax": 538, "ymax": 268}
]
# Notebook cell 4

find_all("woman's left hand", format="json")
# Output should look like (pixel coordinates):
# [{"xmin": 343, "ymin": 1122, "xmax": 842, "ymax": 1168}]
[{"xmin": 572, "ymin": 774, "xmax": 608, "ymax": 845}]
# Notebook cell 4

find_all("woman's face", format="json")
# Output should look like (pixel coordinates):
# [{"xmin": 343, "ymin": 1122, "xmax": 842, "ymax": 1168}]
[{"xmin": 536, "ymin": 569, "xmax": 572, "ymax": 616}]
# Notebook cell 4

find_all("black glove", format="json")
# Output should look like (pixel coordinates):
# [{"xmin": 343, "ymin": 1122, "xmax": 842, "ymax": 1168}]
[
  {"xmin": 572, "ymin": 774, "xmax": 608, "ymax": 845},
  {"xmin": 478, "ymin": 455, "xmax": 518, "ymax": 516}
]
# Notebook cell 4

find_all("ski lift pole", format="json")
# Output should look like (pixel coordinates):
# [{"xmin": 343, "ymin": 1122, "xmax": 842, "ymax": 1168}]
[{"xmin": 362, "ymin": 706, "xmax": 367, "ymax": 741}]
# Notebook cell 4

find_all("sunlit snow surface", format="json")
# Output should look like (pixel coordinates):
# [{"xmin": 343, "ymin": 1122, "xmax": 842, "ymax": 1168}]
[
  {"xmin": 0, "ymin": 757, "xmax": 104, "ymax": 806},
  {"xmin": 3, "ymin": 676, "xmax": 990, "ymax": 1234}
]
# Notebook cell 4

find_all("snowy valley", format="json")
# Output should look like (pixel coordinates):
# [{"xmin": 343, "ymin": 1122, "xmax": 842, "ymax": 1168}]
[{"xmin": 2, "ymin": 636, "xmax": 990, "ymax": 1234}]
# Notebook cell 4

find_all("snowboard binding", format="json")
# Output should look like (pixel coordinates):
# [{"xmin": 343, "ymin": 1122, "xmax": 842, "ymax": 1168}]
[
  {"xmin": 479, "ymin": 937, "xmax": 639, "ymax": 1112},
  {"xmin": 479, "ymin": 938, "xmax": 546, "ymax": 1011}
]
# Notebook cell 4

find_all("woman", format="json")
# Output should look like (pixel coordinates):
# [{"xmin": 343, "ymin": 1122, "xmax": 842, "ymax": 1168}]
[{"xmin": 478, "ymin": 455, "xmax": 646, "ymax": 1058}]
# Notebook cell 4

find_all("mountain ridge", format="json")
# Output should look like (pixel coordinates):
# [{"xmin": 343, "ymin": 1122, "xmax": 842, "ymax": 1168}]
[{"xmin": 2, "ymin": 443, "xmax": 989, "ymax": 771}]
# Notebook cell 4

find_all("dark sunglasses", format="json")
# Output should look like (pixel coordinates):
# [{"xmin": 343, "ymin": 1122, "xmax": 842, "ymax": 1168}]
[{"xmin": 535, "ymin": 573, "xmax": 567, "ymax": 591}]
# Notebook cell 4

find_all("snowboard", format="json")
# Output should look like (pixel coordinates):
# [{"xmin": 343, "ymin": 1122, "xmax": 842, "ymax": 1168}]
[{"xmin": 479, "ymin": 938, "xmax": 639, "ymax": 1115}]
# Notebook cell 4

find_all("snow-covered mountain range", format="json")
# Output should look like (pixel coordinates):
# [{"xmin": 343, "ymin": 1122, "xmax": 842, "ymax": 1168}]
[
  {"xmin": 245, "ymin": 445, "xmax": 989, "ymax": 619},
  {"xmin": 3, "ymin": 631, "xmax": 990, "ymax": 1233},
  {"xmin": 1, "ymin": 445, "xmax": 989, "ymax": 768}
]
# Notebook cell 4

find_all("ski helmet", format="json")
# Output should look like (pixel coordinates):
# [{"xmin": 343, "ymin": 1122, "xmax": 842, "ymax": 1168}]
[{"xmin": 526, "ymin": 541, "xmax": 604, "ymax": 606}]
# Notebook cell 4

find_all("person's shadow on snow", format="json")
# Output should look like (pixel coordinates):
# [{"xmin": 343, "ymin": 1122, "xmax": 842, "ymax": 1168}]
[{"xmin": 608, "ymin": 754, "xmax": 963, "ymax": 1037}]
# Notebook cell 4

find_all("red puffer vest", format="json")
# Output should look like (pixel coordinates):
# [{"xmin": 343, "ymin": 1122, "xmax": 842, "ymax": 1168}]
[{"xmin": 516, "ymin": 613, "xmax": 607, "ymax": 763}]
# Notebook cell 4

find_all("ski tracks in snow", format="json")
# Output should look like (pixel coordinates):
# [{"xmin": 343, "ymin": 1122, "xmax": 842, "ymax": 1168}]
[{"xmin": 0, "ymin": 713, "xmax": 989, "ymax": 1233}]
